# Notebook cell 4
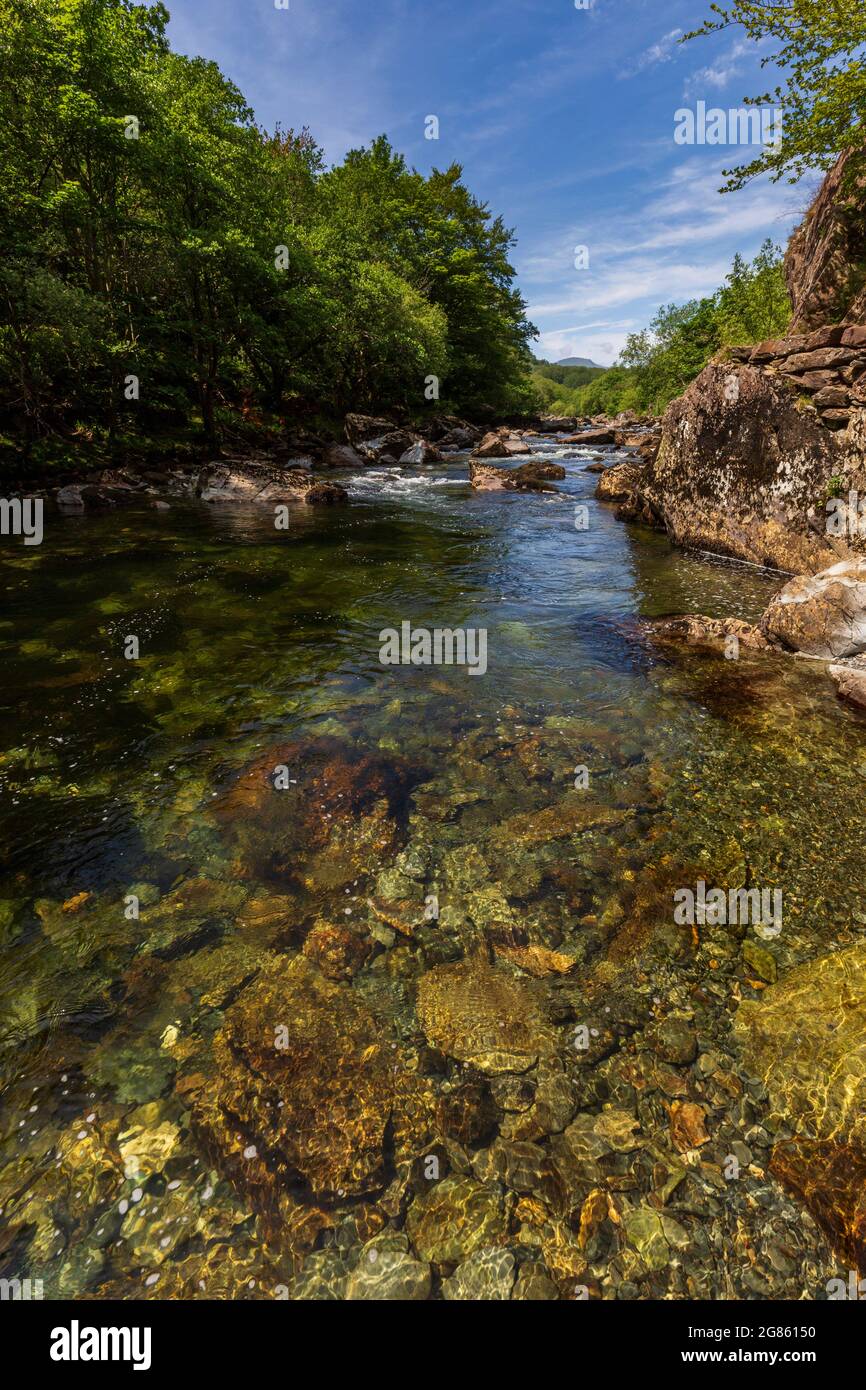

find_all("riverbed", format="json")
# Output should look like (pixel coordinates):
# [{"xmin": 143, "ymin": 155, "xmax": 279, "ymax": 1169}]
[{"xmin": 1, "ymin": 438, "xmax": 863, "ymax": 1299}]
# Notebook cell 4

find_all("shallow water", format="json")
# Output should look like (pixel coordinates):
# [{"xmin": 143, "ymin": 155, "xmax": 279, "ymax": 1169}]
[{"xmin": 2, "ymin": 440, "xmax": 864, "ymax": 1299}]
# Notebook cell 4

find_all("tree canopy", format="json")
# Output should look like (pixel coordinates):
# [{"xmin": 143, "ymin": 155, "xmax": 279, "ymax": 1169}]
[
  {"xmin": 0, "ymin": 0, "xmax": 537, "ymax": 467},
  {"xmin": 684, "ymin": 0, "xmax": 866, "ymax": 188}
]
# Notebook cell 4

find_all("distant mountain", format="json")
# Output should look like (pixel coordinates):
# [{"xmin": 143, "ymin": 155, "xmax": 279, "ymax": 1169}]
[{"xmin": 556, "ymin": 356, "xmax": 604, "ymax": 368}]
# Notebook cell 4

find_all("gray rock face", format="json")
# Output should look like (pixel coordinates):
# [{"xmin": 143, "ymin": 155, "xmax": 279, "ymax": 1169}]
[
  {"xmin": 647, "ymin": 361, "xmax": 866, "ymax": 574},
  {"xmin": 761, "ymin": 558, "xmax": 866, "ymax": 658}
]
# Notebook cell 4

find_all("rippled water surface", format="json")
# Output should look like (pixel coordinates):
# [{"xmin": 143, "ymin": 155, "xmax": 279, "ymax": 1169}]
[{"xmin": 2, "ymin": 441, "xmax": 865, "ymax": 1299}]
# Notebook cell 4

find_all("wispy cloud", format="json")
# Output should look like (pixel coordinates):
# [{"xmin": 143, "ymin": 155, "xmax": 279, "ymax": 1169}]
[
  {"xmin": 522, "ymin": 156, "xmax": 799, "ymax": 365},
  {"xmin": 622, "ymin": 28, "xmax": 683, "ymax": 78}
]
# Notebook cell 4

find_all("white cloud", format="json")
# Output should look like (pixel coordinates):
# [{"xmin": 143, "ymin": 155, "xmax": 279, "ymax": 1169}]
[
  {"xmin": 622, "ymin": 28, "xmax": 683, "ymax": 78},
  {"xmin": 521, "ymin": 154, "xmax": 801, "ymax": 365}
]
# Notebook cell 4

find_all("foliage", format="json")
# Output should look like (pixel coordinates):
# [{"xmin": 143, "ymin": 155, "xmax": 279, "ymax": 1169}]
[
  {"xmin": 529, "ymin": 242, "xmax": 790, "ymax": 419},
  {"xmin": 684, "ymin": 0, "xmax": 866, "ymax": 189},
  {"xmin": 0, "ymin": 0, "xmax": 536, "ymax": 463}
]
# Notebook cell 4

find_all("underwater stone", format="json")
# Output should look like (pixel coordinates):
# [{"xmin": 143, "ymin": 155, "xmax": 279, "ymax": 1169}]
[
  {"xmin": 194, "ymin": 954, "xmax": 434, "ymax": 1202},
  {"xmin": 734, "ymin": 940, "xmax": 866, "ymax": 1265},
  {"xmin": 212, "ymin": 736, "xmax": 420, "ymax": 891},
  {"xmin": 405, "ymin": 1176, "xmax": 509, "ymax": 1265},
  {"xmin": 442, "ymin": 1245, "xmax": 515, "ymax": 1300},
  {"xmin": 416, "ymin": 951, "xmax": 553, "ymax": 1074}
]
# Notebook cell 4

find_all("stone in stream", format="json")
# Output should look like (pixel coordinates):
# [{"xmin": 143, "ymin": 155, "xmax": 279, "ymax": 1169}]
[
  {"xmin": 416, "ymin": 950, "xmax": 554, "ymax": 1074},
  {"xmin": 442, "ymin": 1246, "xmax": 516, "ymax": 1299},
  {"xmin": 563, "ymin": 427, "xmax": 616, "ymax": 445},
  {"xmin": 733, "ymin": 940, "xmax": 866, "ymax": 1266},
  {"xmin": 761, "ymin": 558, "xmax": 866, "ymax": 659},
  {"xmin": 193, "ymin": 954, "xmax": 436, "ymax": 1204},
  {"xmin": 211, "ymin": 735, "xmax": 421, "ymax": 890},
  {"xmin": 399, "ymin": 440, "xmax": 442, "ymax": 465},
  {"xmin": 645, "ymin": 614, "xmax": 772, "ymax": 652},
  {"xmin": 469, "ymin": 460, "xmax": 562, "ymax": 492},
  {"xmin": 320, "ymin": 442, "xmax": 364, "ymax": 468},
  {"xmin": 829, "ymin": 659, "xmax": 866, "ymax": 709},
  {"xmin": 471, "ymin": 428, "xmax": 527, "ymax": 459},
  {"xmin": 197, "ymin": 461, "xmax": 347, "ymax": 505},
  {"xmin": 404, "ymin": 1175, "xmax": 509, "ymax": 1265},
  {"xmin": 595, "ymin": 459, "xmax": 647, "ymax": 503}
]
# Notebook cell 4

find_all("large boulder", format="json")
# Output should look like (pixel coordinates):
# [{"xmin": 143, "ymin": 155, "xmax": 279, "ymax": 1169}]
[
  {"xmin": 785, "ymin": 148, "xmax": 866, "ymax": 332},
  {"xmin": 423, "ymin": 414, "xmax": 483, "ymax": 446},
  {"xmin": 344, "ymin": 413, "xmax": 418, "ymax": 463},
  {"xmin": 197, "ymin": 461, "xmax": 347, "ymax": 506},
  {"xmin": 646, "ymin": 361, "xmax": 866, "ymax": 573},
  {"xmin": 761, "ymin": 558, "xmax": 866, "ymax": 658}
]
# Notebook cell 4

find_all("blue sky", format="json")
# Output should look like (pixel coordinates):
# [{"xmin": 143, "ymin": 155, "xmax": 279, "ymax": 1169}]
[{"xmin": 166, "ymin": 0, "xmax": 816, "ymax": 366}]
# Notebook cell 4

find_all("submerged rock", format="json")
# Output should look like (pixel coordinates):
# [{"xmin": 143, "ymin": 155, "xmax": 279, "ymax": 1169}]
[
  {"xmin": 416, "ymin": 951, "xmax": 554, "ymax": 1074},
  {"xmin": 500, "ymin": 798, "xmax": 631, "ymax": 849},
  {"xmin": 405, "ymin": 1176, "xmax": 509, "ymax": 1265},
  {"xmin": 194, "ymin": 954, "xmax": 434, "ymax": 1203},
  {"xmin": 733, "ymin": 940, "xmax": 866, "ymax": 1265},
  {"xmin": 346, "ymin": 1235, "xmax": 431, "ymax": 1300},
  {"xmin": 442, "ymin": 1245, "xmax": 515, "ymax": 1300},
  {"xmin": 646, "ymin": 614, "xmax": 772, "ymax": 652},
  {"xmin": 212, "ymin": 736, "xmax": 420, "ymax": 890}
]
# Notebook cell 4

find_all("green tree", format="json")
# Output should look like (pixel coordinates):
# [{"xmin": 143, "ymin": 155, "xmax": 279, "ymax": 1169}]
[{"xmin": 684, "ymin": 0, "xmax": 866, "ymax": 188}]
